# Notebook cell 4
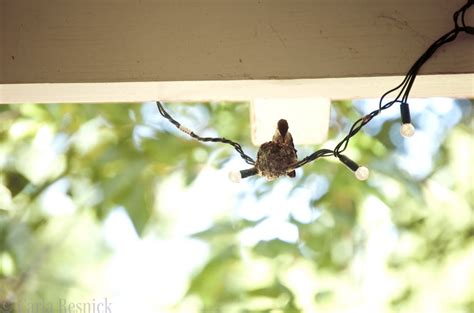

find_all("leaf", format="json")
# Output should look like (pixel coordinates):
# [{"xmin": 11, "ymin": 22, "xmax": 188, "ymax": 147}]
[
  {"xmin": 4, "ymin": 171, "xmax": 29, "ymax": 197},
  {"xmin": 390, "ymin": 287, "xmax": 413, "ymax": 308},
  {"xmin": 191, "ymin": 220, "xmax": 259, "ymax": 240},
  {"xmin": 253, "ymin": 239, "xmax": 300, "ymax": 258},
  {"xmin": 187, "ymin": 246, "xmax": 240, "ymax": 307},
  {"xmin": 122, "ymin": 182, "xmax": 153, "ymax": 236}
]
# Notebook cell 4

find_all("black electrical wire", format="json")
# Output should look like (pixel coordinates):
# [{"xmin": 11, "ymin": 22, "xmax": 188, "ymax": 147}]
[
  {"xmin": 157, "ymin": 0, "xmax": 472, "ymax": 176},
  {"xmin": 156, "ymin": 101, "xmax": 256, "ymax": 166},
  {"xmin": 327, "ymin": 0, "xmax": 473, "ymax": 164}
]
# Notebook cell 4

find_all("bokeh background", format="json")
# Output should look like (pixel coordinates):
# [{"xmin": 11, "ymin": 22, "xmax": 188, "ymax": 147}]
[{"xmin": 0, "ymin": 99, "xmax": 473, "ymax": 313}]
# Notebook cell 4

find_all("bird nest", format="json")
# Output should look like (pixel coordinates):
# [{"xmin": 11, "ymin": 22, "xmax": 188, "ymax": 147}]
[{"xmin": 255, "ymin": 141, "xmax": 297, "ymax": 180}]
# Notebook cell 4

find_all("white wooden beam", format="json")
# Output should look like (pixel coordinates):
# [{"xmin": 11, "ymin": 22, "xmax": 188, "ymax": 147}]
[
  {"xmin": 1, "ymin": 75, "xmax": 472, "ymax": 104},
  {"xmin": 1, "ymin": 0, "xmax": 473, "ymax": 85}
]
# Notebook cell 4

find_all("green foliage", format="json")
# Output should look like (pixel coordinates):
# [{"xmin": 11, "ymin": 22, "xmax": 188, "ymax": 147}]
[{"xmin": 0, "ymin": 100, "xmax": 472, "ymax": 312}]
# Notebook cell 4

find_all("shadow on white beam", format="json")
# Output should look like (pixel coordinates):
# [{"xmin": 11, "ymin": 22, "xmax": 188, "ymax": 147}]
[{"xmin": 0, "ymin": 74, "xmax": 473, "ymax": 104}]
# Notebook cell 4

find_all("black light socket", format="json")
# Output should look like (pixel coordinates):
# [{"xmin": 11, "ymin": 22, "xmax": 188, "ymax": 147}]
[
  {"xmin": 240, "ymin": 167, "xmax": 259, "ymax": 179},
  {"xmin": 400, "ymin": 102, "xmax": 411, "ymax": 124},
  {"xmin": 338, "ymin": 154, "xmax": 359, "ymax": 172}
]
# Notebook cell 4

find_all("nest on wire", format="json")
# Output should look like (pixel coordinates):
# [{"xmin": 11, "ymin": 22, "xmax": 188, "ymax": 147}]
[{"xmin": 255, "ymin": 141, "xmax": 297, "ymax": 181}]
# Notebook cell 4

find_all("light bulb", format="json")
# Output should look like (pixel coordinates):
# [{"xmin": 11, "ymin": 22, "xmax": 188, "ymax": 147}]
[
  {"xmin": 355, "ymin": 166, "xmax": 370, "ymax": 181},
  {"xmin": 228, "ymin": 170, "xmax": 242, "ymax": 183},
  {"xmin": 400, "ymin": 123, "xmax": 415, "ymax": 137}
]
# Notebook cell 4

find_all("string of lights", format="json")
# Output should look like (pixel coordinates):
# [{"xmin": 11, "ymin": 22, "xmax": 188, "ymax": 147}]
[{"xmin": 157, "ymin": 0, "xmax": 473, "ymax": 182}]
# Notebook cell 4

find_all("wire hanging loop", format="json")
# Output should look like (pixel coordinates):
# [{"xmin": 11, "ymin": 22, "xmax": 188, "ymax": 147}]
[
  {"xmin": 280, "ymin": 0, "xmax": 473, "ymax": 175},
  {"xmin": 156, "ymin": 101, "xmax": 256, "ymax": 166},
  {"xmin": 377, "ymin": 0, "xmax": 473, "ymax": 114}
]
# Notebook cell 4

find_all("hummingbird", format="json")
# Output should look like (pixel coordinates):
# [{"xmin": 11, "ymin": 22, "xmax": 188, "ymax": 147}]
[
  {"xmin": 272, "ymin": 119, "xmax": 297, "ymax": 177},
  {"xmin": 253, "ymin": 119, "xmax": 298, "ymax": 180}
]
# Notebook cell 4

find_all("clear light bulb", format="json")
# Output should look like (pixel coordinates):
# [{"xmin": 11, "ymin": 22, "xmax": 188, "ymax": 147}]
[
  {"xmin": 355, "ymin": 166, "xmax": 370, "ymax": 181},
  {"xmin": 400, "ymin": 123, "xmax": 415, "ymax": 137},
  {"xmin": 228, "ymin": 170, "xmax": 242, "ymax": 183}
]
